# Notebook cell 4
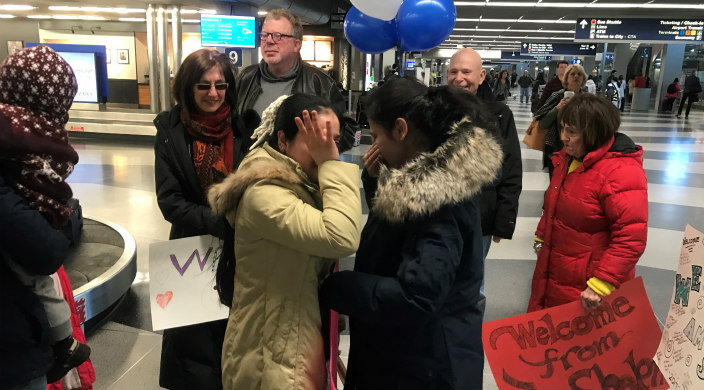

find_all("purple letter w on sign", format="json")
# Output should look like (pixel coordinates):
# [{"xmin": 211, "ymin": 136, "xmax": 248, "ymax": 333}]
[{"xmin": 170, "ymin": 247, "xmax": 213, "ymax": 276}]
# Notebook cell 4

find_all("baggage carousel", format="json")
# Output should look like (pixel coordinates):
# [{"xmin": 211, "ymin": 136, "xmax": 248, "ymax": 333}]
[{"xmin": 63, "ymin": 216, "xmax": 137, "ymax": 326}]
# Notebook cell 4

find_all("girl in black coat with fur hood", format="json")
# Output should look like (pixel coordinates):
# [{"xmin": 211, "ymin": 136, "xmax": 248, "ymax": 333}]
[{"xmin": 319, "ymin": 78, "xmax": 503, "ymax": 389}]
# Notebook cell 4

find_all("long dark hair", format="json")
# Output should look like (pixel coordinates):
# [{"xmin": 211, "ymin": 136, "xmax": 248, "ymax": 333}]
[
  {"xmin": 364, "ymin": 76, "xmax": 496, "ymax": 151},
  {"xmin": 215, "ymin": 94, "xmax": 339, "ymax": 308},
  {"xmin": 171, "ymin": 49, "xmax": 237, "ymax": 115}
]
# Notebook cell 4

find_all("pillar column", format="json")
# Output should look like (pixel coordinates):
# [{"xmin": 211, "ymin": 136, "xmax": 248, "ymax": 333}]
[
  {"xmin": 146, "ymin": 5, "xmax": 159, "ymax": 113},
  {"xmin": 170, "ymin": 6, "xmax": 182, "ymax": 75},
  {"xmin": 157, "ymin": 6, "xmax": 171, "ymax": 111}
]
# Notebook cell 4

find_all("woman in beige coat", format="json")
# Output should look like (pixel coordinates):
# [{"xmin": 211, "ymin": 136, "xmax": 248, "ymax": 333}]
[{"xmin": 208, "ymin": 94, "xmax": 362, "ymax": 390}]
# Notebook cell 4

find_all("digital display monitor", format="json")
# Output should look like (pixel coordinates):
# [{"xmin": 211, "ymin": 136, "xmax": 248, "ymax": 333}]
[
  {"xmin": 201, "ymin": 15, "xmax": 256, "ymax": 48},
  {"xmin": 57, "ymin": 52, "xmax": 99, "ymax": 103},
  {"xmin": 406, "ymin": 60, "xmax": 415, "ymax": 69}
]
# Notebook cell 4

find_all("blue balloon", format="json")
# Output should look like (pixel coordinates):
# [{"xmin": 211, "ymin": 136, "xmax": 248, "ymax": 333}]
[
  {"xmin": 397, "ymin": 0, "xmax": 456, "ymax": 52},
  {"xmin": 344, "ymin": 7, "xmax": 398, "ymax": 54}
]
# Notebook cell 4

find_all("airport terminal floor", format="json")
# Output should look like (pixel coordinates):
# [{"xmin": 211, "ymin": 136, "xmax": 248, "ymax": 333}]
[{"xmin": 66, "ymin": 91, "xmax": 704, "ymax": 389}]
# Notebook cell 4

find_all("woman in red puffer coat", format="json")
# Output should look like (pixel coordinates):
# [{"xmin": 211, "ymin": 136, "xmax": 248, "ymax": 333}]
[{"xmin": 528, "ymin": 93, "xmax": 648, "ymax": 313}]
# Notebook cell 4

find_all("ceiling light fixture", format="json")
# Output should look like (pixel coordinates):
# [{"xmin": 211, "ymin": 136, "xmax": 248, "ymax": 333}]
[
  {"xmin": 454, "ymin": 28, "xmax": 574, "ymax": 33},
  {"xmin": 27, "ymin": 14, "xmax": 52, "ymax": 19},
  {"xmin": 51, "ymin": 15, "xmax": 107, "ymax": 21},
  {"xmin": 0, "ymin": 14, "xmax": 16, "ymax": 18},
  {"xmin": 451, "ymin": 34, "xmax": 574, "ymax": 40},
  {"xmin": 456, "ymin": 18, "xmax": 574, "ymax": 24},
  {"xmin": 258, "ymin": 11, "xmax": 268, "ymax": 16},
  {"xmin": 48, "ymin": 6, "xmax": 144, "ymax": 13},
  {"xmin": 119, "ymin": 17, "xmax": 146, "ymax": 22},
  {"xmin": 0, "ymin": 5, "xmax": 35, "ymax": 11},
  {"xmin": 198, "ymin": 9, "xmax": 216, "ymax": 14}
]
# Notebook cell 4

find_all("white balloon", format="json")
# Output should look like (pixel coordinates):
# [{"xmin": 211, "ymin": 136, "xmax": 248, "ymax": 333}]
[{"xmin": 351, "ymin": 0, "xmax": 403, "ymax": 21}]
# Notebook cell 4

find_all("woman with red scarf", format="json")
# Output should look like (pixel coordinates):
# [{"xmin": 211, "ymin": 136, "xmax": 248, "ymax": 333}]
[{"xmin": 154, "ymin": 49, "xmax": 258, "ymax": 390}]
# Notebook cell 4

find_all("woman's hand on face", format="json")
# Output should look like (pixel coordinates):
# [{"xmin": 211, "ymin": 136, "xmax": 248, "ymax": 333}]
[
  {"xmin": 295, "ymin": 110, "xmax": 339, "ymax": 165},
  {"xmin": 363, "ymin": 144, "xmax": 382, "ymax": 178},
  {"xmin": 580, "ymin": 286, "xmax": 603, "ymax": 312}
]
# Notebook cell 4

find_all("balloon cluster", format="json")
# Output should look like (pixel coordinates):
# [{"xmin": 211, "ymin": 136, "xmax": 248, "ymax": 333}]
[{"xmin": 344, "ymin": 0, "xmax": 456, "ymax": 54}]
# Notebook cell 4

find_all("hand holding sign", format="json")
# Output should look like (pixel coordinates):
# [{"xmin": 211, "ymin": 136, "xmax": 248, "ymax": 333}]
[{"xmin": 483, "ymin": 277, "xmax": 667, "ymax": 390}]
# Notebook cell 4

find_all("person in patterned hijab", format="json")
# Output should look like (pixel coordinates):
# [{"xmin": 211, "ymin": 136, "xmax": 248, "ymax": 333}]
[{"xmin": 0, "ymin": 45, "xmax": 90, "ymax": 384}]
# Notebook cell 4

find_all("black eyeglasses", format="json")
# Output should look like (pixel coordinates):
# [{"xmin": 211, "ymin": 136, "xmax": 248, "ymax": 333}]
[
  {"xmin": 260, "ymin": 32, "xmax": 296, "ymax": 42},
  {"xmin": 195, "ymin": 82, "xmax": 228, "ymax": 91}
]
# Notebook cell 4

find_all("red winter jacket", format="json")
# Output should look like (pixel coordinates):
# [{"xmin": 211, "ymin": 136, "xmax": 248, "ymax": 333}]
[{"xmin": 527, "ymin": 133, "xmax": 648, "ymax": 312}]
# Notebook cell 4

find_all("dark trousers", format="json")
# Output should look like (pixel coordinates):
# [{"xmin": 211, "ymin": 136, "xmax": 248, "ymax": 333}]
[
  {"xmin": 664, "ymin": 97, "xmax": 676, "ymax": 112},
  {"xmin": 678, "ymin": 92, "xmax": 698, "ymax": 117}
]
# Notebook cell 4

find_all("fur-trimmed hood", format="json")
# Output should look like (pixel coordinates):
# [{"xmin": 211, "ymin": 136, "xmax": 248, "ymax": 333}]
[
  {"xmin": 373, "ymin": 118, "xmax": 503, "ymax": 223},
  {"xmin": 208, "ymin": 144, "xmax": 318, "ymax": 217}
]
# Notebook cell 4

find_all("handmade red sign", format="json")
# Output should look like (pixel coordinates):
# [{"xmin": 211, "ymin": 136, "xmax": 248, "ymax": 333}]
[{"xmin": 483, "ymin": 277, "xmax": 668, "ymax": 390}]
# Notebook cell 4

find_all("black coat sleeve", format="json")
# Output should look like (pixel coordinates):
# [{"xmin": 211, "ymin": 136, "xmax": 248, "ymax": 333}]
[
  {"xmin": 0, "ymin": 177, "xmax": 69, "ymax": 275},
  {"xmin": 154, "ymin": 128, "xmax": 229, "ymax": 239},
  {"xmin": 320, "ymin": 210, "xmax": 463, "ymax": 320},
  {"xmin": 493, "ymin": 109, "xmax": 522, "ymax": 239},
  {"xmin": 327, "ymin": 83, "xmax": 357, "ymax": 153}
]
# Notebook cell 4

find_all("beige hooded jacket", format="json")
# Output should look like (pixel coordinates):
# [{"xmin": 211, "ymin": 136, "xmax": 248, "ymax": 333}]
[{"xmin": 208, "ymin": 142, "xmax": 361, "ymax": 390}]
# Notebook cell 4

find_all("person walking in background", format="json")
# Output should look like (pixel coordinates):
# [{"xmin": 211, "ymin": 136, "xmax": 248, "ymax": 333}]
[
  {"xmin": 677, "ymin": 72, "xmax": 702, "ymax": 119},
  {"xmin": 606, "ymin": 76, "xmax": 622, "ymax": 110},
  {"xmin": 585, "ymin": 75, "xmax": 597, "ymax": 94},
  {"xmin": 536, "ymin": 61, "xmax": 569, "ymax": 110},
  {"xmin": 493, "ymin": 70, "xmax": 511, "ymax": 102},
  {"xmin": 529, "ymin": 93, "xmax": 647, "ymax": 312},
  {"xmin": 531, "ymin": 72, "xmax": 546, "ymax": 113},
  {"xmin": 517, "ymin": 70, "xmax": 533, "ymax": 104},
  {"xmin": 236, "ymin": 9, "xmax": 356, "ymax": 151},
  {"xmin": 320, "ymin": 77, "xmax": 503, "ymax": 390},
  {"xmin": 208, "ymin": 94, "xmax": 361, "ymax": 389},
  {"xmin": 664, "ymin": 78, "xmax": 680, "ymax": 113},
  {"xmin": 447, "ymin": 48, "xmax": 523, "ymax": 316},
  {"xmin": 153, "ymin": 48, "xmax": 258, "ymax": 390}
]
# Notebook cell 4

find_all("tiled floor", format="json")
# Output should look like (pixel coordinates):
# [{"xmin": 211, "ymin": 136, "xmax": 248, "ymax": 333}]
[{"xmin": 68, "ymin": 93, "xmax": 704, "ymax": 389}]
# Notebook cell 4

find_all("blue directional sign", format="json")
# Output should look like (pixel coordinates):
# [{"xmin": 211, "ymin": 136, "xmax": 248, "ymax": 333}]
[
  {"xmin": 521, "ymin": 42, "xmax": 597, "ymax": 56},
  {"xmin": 575, "ymin": 18, "xmax": 704, "ymax": 43}
]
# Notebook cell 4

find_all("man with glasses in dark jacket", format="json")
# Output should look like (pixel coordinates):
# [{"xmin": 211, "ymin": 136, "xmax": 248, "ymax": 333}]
[{"xmin": 236, "ymin": 9, "xmax": 357, "ymax": 151}]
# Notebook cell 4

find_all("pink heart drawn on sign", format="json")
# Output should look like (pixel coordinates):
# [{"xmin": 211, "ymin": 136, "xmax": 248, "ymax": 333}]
[{"xmin": 156, "ymin": 291, "xmax": 173, "ymax": 309}]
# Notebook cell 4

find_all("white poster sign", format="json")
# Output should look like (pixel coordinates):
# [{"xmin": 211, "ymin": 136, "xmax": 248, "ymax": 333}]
[
  {"xmin": 655, "ymin": 224, "xmax": 704, "ymax": 390},
  {"xmin": 149, "ymin": 235, "xmax": 229, "ymax": 331}
]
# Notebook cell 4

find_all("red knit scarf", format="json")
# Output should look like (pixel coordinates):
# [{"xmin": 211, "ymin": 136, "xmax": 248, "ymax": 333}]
[{"xmin": 181, "ymin": 103, "xmax": 234, "ymax": 190}]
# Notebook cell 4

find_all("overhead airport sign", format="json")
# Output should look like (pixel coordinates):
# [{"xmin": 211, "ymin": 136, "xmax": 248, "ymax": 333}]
[
  {"xmin": 575, "ymin": 18, "xmax": 704, "ymax": 43},
  {"xmin": 521, "ymin": 42, "xmax": 597, "ymax": 56}
]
